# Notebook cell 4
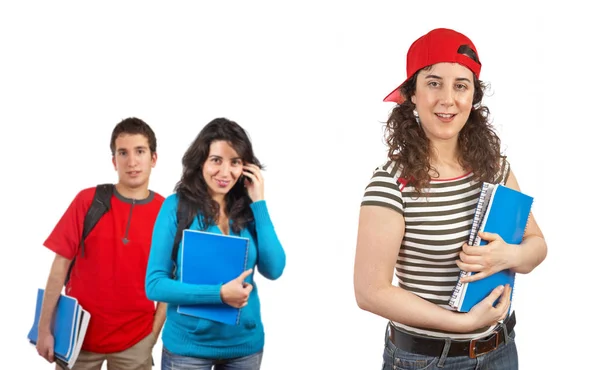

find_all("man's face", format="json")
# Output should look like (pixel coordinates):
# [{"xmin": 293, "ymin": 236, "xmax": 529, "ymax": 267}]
[{"xmin": 111, "ymin": 133, "xmax": 156, "ymax": 190}]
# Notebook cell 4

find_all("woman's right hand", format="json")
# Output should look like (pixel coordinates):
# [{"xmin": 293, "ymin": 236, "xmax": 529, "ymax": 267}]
[
  {"xmin": 220, "ymin": 269, "xmax": 254, "ymax": 308},
  {"xmin": 465, "ymin": 284, "xmax": 512, "ymax": 330}
]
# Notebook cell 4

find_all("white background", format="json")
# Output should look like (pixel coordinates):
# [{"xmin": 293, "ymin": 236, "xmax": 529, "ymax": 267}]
[{"xmin": 0, "ymin": 1, "xmax": 597, "ymax": 369}]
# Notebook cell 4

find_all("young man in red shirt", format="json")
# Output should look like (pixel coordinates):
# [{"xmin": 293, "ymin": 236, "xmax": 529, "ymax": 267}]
[{"xmin": 36, "ymin": 117, "xmax": 166, "ymax": 370}]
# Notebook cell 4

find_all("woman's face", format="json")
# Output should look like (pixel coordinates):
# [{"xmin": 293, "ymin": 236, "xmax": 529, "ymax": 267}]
[
  {"xmin": 411, "ymin": 62, "xmax": 475, "ymax": 143},
  {"xmin": 202, "ymin": 140, "xmax": 244, "ymax": 199}
]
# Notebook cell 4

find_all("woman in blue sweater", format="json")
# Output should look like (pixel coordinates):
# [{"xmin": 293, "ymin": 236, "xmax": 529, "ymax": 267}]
[{"xmin": 146, "ymin": 117, "xmax": 286, "ymax": 369}]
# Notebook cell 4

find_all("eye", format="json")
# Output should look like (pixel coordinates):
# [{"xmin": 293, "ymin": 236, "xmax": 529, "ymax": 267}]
[
  {"xmin": 211, "ymin": 157, "xmax": 221, "ymax": 164},
  {"xmin": 232, "ymin": 159, "xmax": 242, "ymax": 166},
  {"xmin": 137, "ymin": 149, "xmax": 145, "ymax": 154},
  {"xmin": 427, "ymin": 81, "xmax": 440, "ymax": 88},
  {"xmin": 456, "ymin": 83, "xmax": 468, "ymax": 91}
]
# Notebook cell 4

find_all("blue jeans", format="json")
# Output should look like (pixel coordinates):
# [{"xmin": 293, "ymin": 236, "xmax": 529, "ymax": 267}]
[
  {"xmin": 161, "ymin": 347, "xmax": 263, "ymax": 370},
  {"xmin": 382, "ymin": 326, "xmax": 518, "ymax": 369}
]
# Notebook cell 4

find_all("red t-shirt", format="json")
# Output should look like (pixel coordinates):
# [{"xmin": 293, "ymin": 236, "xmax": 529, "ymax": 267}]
[{"xmin": 44, "ymin": 186, "xmax": 165, "ymax": 353}]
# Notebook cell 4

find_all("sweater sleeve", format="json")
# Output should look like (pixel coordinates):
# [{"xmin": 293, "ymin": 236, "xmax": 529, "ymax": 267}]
[
  {"xmin": 145, "ymin": 194, "xmax": 223, "ymax": 305},
  {"xmin": 250, "ymin": 200, "xmax": 286, "ymax": 280}
]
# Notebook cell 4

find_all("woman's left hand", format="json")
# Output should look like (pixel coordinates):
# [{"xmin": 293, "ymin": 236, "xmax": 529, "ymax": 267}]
[
  {"xmin": 456, "ymin": 231, "xmax": 520, "ymax": 283},
  {"xmin": 242, "ymin": 163, "xmax": 264, "ymax": 202}
]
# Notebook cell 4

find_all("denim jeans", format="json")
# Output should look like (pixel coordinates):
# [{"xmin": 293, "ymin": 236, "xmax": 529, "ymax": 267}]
[
  {"xmin": 382, "ymin": 327, "xmax": 518, "ymax": 369},
  {"xmin": 161, "ymin": 347, "xmax": 263, "ymax": 370}
]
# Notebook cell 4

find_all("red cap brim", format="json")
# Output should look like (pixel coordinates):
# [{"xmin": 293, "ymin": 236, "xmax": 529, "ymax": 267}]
[{"xmin": 383, "ymin": 82, "xmax": 406, "ymax": 103}]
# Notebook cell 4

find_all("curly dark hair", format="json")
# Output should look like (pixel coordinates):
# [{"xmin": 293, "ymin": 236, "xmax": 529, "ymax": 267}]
[
  {"xmin": 384, "ymin": 66, "xmax": 502, "ymax": 194},
  {"xmin": 175, "ymin": 118, "xmax": 263, "ymax": 234}
]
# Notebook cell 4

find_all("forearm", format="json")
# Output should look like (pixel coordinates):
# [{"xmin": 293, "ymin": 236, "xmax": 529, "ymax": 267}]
[
  {"xmin": 251, "ymin": 200, "xmax": 286, "ymax": 279},
  {"xmin": 512, "ymin": 235, "xmax": 547, "ymax": 274},
  {"xmin": 357, "ymin": 284, "xmax": 473, "ymax": 333},
  {"xmin": 145, "ymin": 269, "xmax": 224, "ymax": 305},
  {"xmin": 39, "ymin": 256, "xmax": 70, "ymax": 334}
]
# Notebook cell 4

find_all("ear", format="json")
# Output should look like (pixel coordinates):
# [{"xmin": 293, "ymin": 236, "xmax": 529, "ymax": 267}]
[
  {"xmin": 112, "ymin": 156, "xmax": 117, "ymax": 171},
  {"xmin": 411, "ymin": 95, "xmax": 416, "ymax": 105},
  {"xmin": 151, "ymin": 152, "xmax": 158, "ymax": 168}
]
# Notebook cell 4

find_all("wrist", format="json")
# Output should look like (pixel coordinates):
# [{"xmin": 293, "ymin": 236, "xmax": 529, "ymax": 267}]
[
  {"xmin": 453, "ymin": 312, "xmax": 475, "ymax": 333},
  {"xmin": 219, "ymin": 285, "xmax": 227, "ymax": 303},
  {"xmin": 38, "ymin": 325, "xmax": 52, "ymax": 336}
]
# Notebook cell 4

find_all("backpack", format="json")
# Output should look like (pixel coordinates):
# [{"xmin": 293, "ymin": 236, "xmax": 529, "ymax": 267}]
[
  {"xmin": 64, "ymin": 184, "xmax": 114, "ymax": 285},
  {"xmin": 170, "ymin": 200, "xmax": 193, "ymax": 279}
]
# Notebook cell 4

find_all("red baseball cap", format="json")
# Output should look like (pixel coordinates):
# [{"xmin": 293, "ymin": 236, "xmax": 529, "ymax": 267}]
[{"xmin": 383, "ymin": 28, "xmax": 482, "ymax": 103}]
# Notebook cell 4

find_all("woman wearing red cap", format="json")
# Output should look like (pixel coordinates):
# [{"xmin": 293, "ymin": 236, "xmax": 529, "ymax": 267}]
[{"xmin": 354, "ymin": 28, "xmax": 547, "ymax": 369}]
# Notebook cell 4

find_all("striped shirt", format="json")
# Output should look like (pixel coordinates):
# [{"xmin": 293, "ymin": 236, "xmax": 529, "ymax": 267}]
[{"xmin": 361, "ymin": 158, "xmax": 510, "ymax": 339}]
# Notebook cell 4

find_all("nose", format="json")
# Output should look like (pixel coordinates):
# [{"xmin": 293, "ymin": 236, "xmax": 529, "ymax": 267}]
[
  {"xmin": 219, "ymin": 161, "xmax": 232, "ymax": 175},
  {"xmin": 439, "ymin": 85, "xmax": 455, "ymax": 107},
  {"xmin": 127, "ymin": 154, "xmax": 137, "ymax": 167}
]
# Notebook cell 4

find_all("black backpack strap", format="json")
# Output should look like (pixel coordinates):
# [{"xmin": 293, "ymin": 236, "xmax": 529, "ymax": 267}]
[
  {"xmin": 65, "ymin": 184, "xmax": 114, "ymax": 285},
  {"xmin": 171, "ymin": 199, "xmax": 192, "ymax": 279},
  {"xmin": 80, "ymin": 184, "xmax": 114, "ymax": 256}
]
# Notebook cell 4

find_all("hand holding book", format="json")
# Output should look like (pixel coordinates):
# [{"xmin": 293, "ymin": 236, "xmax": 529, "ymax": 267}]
[
  {"xmin": 463, "ymin": 284, "xmax": 512, "ymax": 329},
  {"xmin": 456, "ymin": 231, "xmax": 521, "ymax": 284},
  {"xmin": 220, "ymin": 269, "xmax": 254, "ymax": 308},
  {"xmin": 36, "ymin": 331, "xmax": 55, "ymax": 363}
]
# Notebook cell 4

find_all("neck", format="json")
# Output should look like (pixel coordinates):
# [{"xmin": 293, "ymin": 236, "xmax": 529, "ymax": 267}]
[
  {"xmin": 211, "ymin": 194, "xmax": 227, "ymax": 211},
  {"xmin": 115, "ymin": 183, "xmax": 150, "ymax": 200},
  {"xmin": 429, "ymin": 138, "xmax": 462, "ymax": 171}
]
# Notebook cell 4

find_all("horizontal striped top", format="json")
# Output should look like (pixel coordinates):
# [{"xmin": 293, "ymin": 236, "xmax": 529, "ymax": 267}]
[{"xmin": 361, "ymin": 158, "xmax": 510, "ymax": 339}]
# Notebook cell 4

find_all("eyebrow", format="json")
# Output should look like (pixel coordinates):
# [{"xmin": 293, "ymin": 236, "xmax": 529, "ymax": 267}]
[
  {"xmin": 424, "ymin": 74, "xmax": 472, "ymax": 83},
  {"xmin": 117, "ymin": 146, "xmax": 148, "ymax": 151},
  {"xmin": 209, "ymin": 155, "xmax": 242, "ymax": 160}
]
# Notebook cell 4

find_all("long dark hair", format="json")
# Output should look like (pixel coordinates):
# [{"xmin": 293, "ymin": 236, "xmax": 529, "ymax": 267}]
[
  {"xmin": 175, "ymin": 118, "xmax": 263, "ymax": 233},
  {"xmin": 384, "ymin": 66, "xmax": 502, "ymax": 194}
]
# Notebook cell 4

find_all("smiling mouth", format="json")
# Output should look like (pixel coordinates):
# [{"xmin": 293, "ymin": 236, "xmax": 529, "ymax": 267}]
[
  {"xmin": 435, "ymin": 113, "xmax": 457, "ymax": 118},
  {"xmin": 215, "ymin": 179, "xmax": 230, "ymax": 187}
]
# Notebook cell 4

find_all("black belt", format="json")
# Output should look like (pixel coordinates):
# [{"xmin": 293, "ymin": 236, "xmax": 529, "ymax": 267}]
[{"xmin": 389, "ymin": 311, "xmax": 516, "ymax": 358}]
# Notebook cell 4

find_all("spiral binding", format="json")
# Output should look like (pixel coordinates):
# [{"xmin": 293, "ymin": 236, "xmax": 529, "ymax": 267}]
[
  {"xmin": 236, "ymin": 239, "xmax": 250, "ymax": 325},
  {"xmin": 449, "ymin": 182, "xmax": 493, "ymax": 309}
]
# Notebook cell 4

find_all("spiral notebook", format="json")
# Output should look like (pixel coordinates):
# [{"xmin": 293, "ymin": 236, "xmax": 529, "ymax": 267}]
[
  {"xmin": 448, "ymin": 182, "xmax": 533, "ymax": 312},
  {"xmin": 177, "ymin": 229, "xmax": 250, "ymax": 325}
]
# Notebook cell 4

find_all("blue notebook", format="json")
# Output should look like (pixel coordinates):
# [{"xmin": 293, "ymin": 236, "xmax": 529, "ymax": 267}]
[
  {"xmin": 27, "ymin": 288, "xmax": 91, "ymax": 369},
  {"xmin": 448, "ymin": 183, "xmax": 534, "ymax": 312},
  {"xmin": 177, "ymin": 230, "xmax": 250, "ymax": 325}
]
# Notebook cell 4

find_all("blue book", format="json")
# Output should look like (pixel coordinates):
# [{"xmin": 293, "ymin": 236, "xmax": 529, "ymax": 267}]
[
  {"xmin": 177, "ymin": 230, "xmax": 250, "ymax": 325},
  {"xmin": 27, "ymin": 288, "xmax": 90, "ymax": 369},
  {"xmin": 448, "ymin": 183, "xmax": 534, "ymax": 312}
]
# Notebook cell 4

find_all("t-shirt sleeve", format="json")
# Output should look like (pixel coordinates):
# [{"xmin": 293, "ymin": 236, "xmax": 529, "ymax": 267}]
[
  {"xmin": 43, "ymin": 190, "xmax": 91, "ymax": 260},
  {"xmin": 360, "ymin": 164, "xmax": 405, "ymax": 215},
  {"xmin": 494, "ymin": 156, "xmax": 511, "ymax": 185}
]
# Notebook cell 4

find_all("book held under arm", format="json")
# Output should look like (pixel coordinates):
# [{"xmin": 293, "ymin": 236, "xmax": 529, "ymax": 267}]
[{"xmin": 27, "ymin": 288, "xmax": 90, "ymax": 369}]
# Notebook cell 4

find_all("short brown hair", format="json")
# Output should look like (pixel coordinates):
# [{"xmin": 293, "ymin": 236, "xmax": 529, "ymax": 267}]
[{"xmin": 110, "ymin": 117, "xmax": 157, "ymax": 155}]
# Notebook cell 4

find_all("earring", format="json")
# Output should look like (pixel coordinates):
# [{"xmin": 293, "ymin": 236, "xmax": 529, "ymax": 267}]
[{"xmin": 413, "ymin": 110, "xmax": 421, "ymax": 126}]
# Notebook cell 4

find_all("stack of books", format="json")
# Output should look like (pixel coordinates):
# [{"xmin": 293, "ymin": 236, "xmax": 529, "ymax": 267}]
[{"xmin": 28, "ymin": 288, "xmax": 90, "ymax": 369}]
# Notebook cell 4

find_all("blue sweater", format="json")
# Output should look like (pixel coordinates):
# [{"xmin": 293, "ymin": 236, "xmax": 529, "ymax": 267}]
[{"xmin": 145, "ymin": 194, "xmax": 286, "ymax": 359}]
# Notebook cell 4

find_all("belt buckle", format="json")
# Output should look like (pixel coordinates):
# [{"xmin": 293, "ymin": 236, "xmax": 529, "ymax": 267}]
[{"xmin": 469, "ymin": 331, "xmax": 500, "ymax": 358}]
